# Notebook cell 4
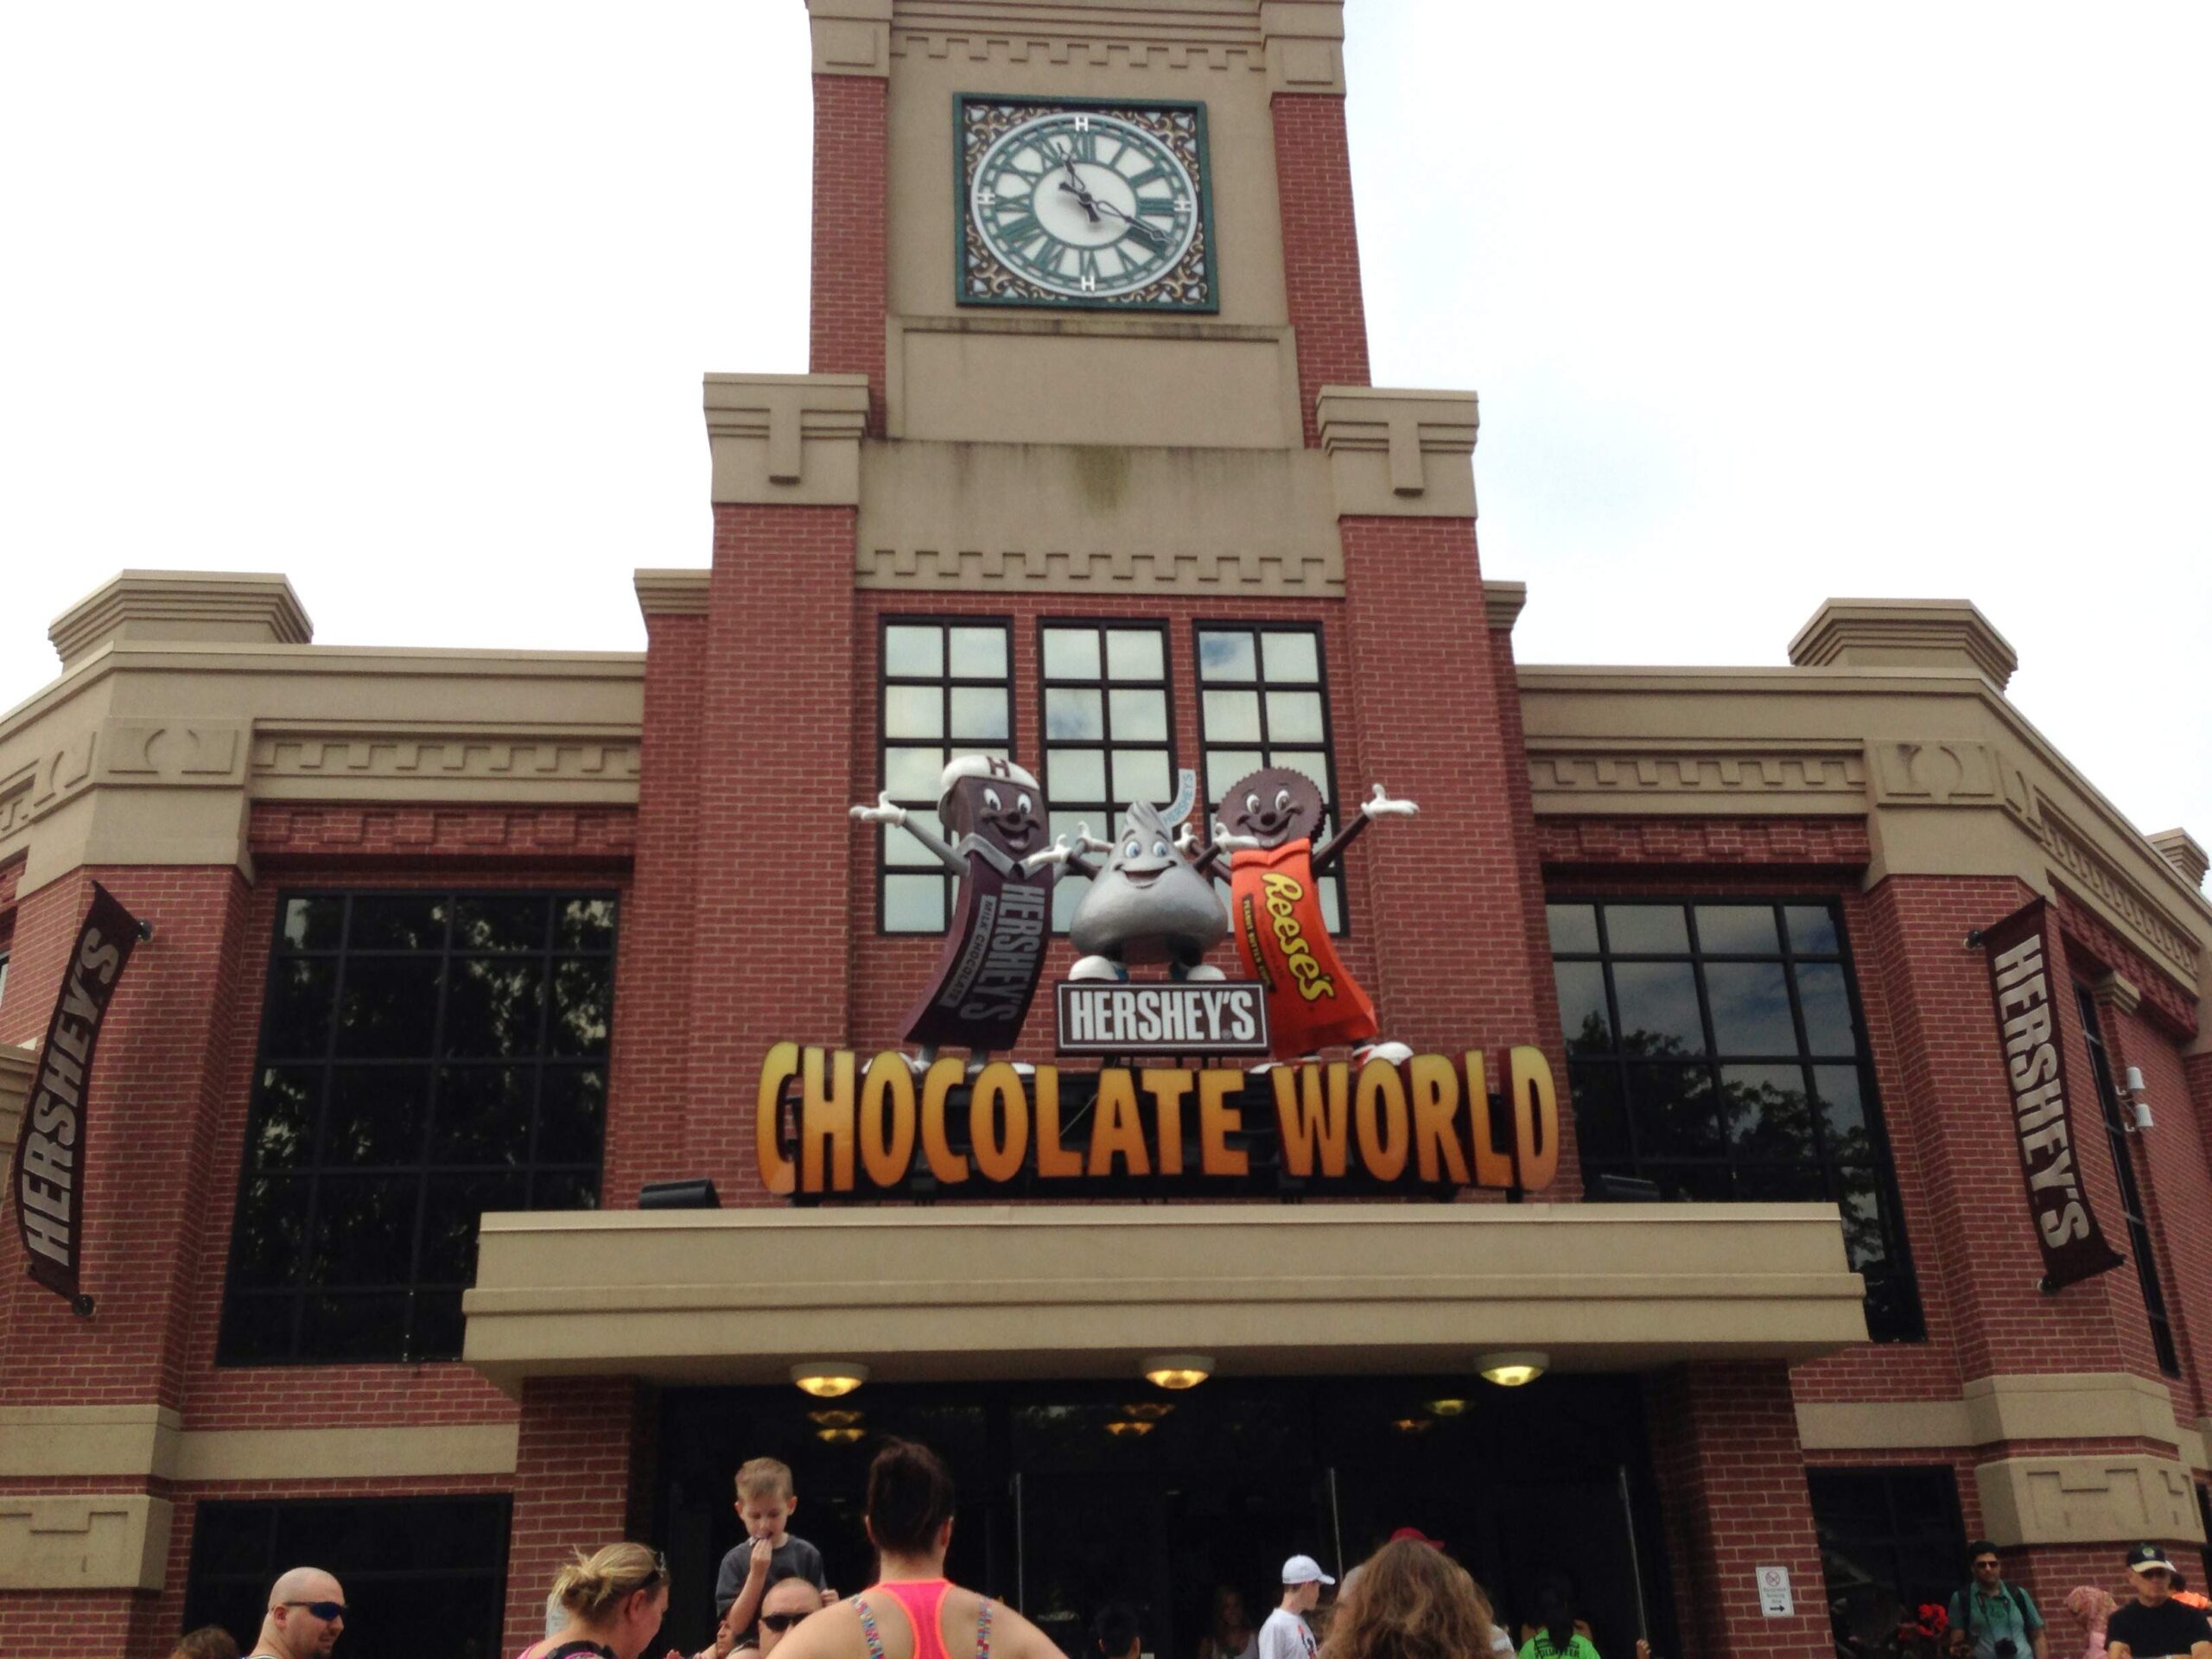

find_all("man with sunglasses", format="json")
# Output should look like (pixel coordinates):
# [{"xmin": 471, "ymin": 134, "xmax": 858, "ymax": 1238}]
[
  {"xmin": 246, "ymin": 1567, "xmax": 346, "ymax": 1659},
  {"xmin": 698, "ymin": 1576, "xmax": 818, "ymax": 1659},
  {"xmin": 2107, "ymin": 1545, "xmax": 2212, "ymax": 1659}
]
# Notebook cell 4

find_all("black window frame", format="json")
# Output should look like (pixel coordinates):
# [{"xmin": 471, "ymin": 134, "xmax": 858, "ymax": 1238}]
[
  {"xmin": 182, "ymin": 1492, "xmax": 512, "ymax": 1658},
  {"xmin": 1808, "ymin": 1465, "xmax": 1967, "ymax": 1658},
  {"xmin": 219, "ymin": 887, "xmax": 617, "ymax": 1366},
  {"xmin": 2075, "ymin": 983, "xmax": 2181, "ymax": 1376},
  {"xmin": 874, "ymin": 613, "xmax": 1018, "ymax": 936},
  {"xmin": 1191, "ymin": 620, "xmax": 1350, "ymax": 935},
  {"xmin": 1035, "ymin": 618, "xmax": 1179, "ymax": 936},
  {"xmin": 1548, "ymin": 895, "xmax": 1923, "ymax": 1341}
]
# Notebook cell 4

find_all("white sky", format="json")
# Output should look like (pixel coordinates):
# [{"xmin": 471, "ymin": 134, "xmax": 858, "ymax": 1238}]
[{"xmin": 3, "ymin": 3, "xmax": 2207, "ymax": 876}]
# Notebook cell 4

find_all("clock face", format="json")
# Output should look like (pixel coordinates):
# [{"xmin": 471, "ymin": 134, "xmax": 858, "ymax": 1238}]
[{"xmin": 958, "ymin": 99, "xmax": 1216, "ymax": 312}]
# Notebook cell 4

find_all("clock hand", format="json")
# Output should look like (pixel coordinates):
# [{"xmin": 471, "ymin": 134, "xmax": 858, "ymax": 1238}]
[
  {"xmin": 1056, "ymin": 177, "xmax": 1102, "ymax": 223},
  {"xmin": 1092, "ymin": 200, "xmax": 1169, "ymax": 251}
]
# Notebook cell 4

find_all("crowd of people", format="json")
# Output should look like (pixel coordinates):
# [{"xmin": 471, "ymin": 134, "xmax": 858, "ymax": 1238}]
[{"xmin": 162, "ymin": 1435, "xmax": 2212, "ymax": 1659}]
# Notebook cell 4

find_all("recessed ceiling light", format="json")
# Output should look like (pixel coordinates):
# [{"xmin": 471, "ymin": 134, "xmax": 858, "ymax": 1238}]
[
  {"xmin": 1141, "ymin": 1353, "xmax": 1213, "ymax": 1390},
  {"xmin": 791, "ymin": 1362, "xmax": 870, "ymax": 1398},
  {"xmin": 1476, "ymin": 1351, "xmax": 1548, "ymax": 1388}
]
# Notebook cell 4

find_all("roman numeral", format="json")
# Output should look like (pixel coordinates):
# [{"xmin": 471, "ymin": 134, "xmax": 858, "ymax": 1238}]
[
  {"xmin": 1135, "ymin": 196, "xmax": 1176, "ymax": 217},
  {"xmin": 1127, "ymin": 165, "xmax": 1166, "ymax": 188},
  {"xmin": 995, "ymin": 210, "xmax": 1046, "ymax": 247}
]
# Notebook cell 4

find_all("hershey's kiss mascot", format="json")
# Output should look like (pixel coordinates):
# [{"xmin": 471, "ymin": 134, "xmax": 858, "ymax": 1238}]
[
  {"xmin": 1025, "ymin": 770, "xmax": 1227, "ymax": 982},
  {"xmin": 851, "ymin": 756, "xmax": 1055, "ymax": 1066},
  {"xmin": 1190, "ymin": 766, "xmax": 1417, "ymax": 1065}
]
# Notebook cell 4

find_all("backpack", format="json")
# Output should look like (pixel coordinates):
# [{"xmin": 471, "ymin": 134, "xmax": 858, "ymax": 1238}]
[{"xmin": 1954, "ymin": 1583, "xmax": 2031, "ymax": 1641}]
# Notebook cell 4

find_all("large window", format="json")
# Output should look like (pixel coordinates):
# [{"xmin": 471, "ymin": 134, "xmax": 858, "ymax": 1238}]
[
  {"xmin": 878, "ymin": 618, "xmax": 1014, "ymax": 933},
  {"xmin": 1039, "ymin": 621, "xmax": 1175, "ymax": 931},
  {"xmin": 183, "ymin": 1494, "xmax": 511, "ymax": 1659},
  {"xmin": 1194, "ymin": 624, "xmax": 1344, "ymax": 931},
  {"xmin": 1808, "ymin": 1467, "xmax": 1966, "ymax": 1659},
  {"xmin": 1549, "ymin": 899, "xmax": 1922, "ymax": 1339},
  {"xmin": 221, "ymin": 890, "xmax": 614, "ymax": 1364},
  {"xmin": 2076, "ymin": 986, "xmax": 2180, "ymax": 1375}
]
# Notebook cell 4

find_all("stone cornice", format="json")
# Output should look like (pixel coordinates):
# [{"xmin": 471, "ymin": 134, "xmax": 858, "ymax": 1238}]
[
  {"xmin": 704, "ymin": 373, "xmax": 871, "ymax": 505},
  {"xmin": 48, "ymin": 570, "xmax": 312, "ymax": 670},
  {"xmin": 1484, "ymin": 580, "xmax": 1527, "ymax": 633},
  {"xmin": 1315, "ymin": 386, "xmax": 1479, "ymax": 518},
  {"xmin": 889, "ymin": 1, "xmax": 1268, "ymax": 72},
  {"xmin": 633, "ymin": 569, "xmax": 711, "ymax": 617},
  {"xmin": 1789, "ymin": 597, "xmax": 2018, "ymax": 690}
]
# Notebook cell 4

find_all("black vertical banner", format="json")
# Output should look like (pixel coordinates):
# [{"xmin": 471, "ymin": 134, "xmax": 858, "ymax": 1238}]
[
  {"xmin": 11, "ymin": 881, "xmax": 141, "ymax": 1313},
  {"xmin": 1980, "ymin": 897, "xmax": 2126, "ymax": 1292}
]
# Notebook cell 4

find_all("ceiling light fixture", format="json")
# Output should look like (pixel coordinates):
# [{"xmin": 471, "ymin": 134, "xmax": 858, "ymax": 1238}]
[
  {"xmin": 1476, "ymin": 1351, "xmax": 1548, "ymax": 1388},
  {"xmin": 1122, "ymin": 1402, "xmax": 1175, "ymax": 1421},
  {"xmin": 815, "ymin": 1426, "xmax": 864, "ymax": 1445},
  {"xmin": 1106, "ymin": 1420, "xmax": 1155, "ymax": 1437},
  {"xmin": 807, "ymin": 1408, "xmax": 864, "ymax": 1429},
  {"xmin": 1390, "ymin": 1417, "xmax": 1433, "ymax": 1435},
  {"xmin": 1141, "ymin": 1353, "xmax": 1214, "ymax": 1390},
  {"xmin": 1424, "ymin": 1398, "xmax": 1469, "ymax": 1418},
  {"xmin": 791, "ymin": 1361, "xmax": 870, "ymax": 1398}
]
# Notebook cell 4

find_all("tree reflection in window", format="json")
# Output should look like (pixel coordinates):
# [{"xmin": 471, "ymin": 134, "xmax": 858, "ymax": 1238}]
[{"xmin": 1550, "ymin": 899, "xmax": 1923, "ymax": 1340}]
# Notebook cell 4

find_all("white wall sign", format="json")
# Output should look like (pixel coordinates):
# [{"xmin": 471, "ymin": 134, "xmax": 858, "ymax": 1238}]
[{"xmin": 1757, "ymin": 1564, "xmax": 1795, "ymax": 1618}]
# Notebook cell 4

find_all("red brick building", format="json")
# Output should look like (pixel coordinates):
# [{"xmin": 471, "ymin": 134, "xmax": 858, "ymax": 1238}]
[{"xmin": 3, "ymin": 5, "xmax": 2209, "ymax": 1658}]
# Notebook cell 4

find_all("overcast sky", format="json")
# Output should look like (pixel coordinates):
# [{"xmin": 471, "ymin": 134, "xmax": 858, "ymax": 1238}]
[{"xmin": 3, "ymin": 3, "xmax": 2207, "ymax": 878}]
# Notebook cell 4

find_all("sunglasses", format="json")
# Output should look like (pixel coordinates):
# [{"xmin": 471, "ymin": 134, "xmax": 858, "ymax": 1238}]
[
  {"xmin": 285, "ymin": 1600, "xmax": 347, "ymax": 1622},
  {"xmin": 760, "ymin": 1611, "xmax": 813, "ymax": 1633}
]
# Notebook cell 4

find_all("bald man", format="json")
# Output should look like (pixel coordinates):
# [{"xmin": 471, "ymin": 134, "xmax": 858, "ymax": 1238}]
[
  {"xmin": 696, "ymin": 1574, "xmax": 821, "ymax": 1659},
  {"xmin": 247, "ymin": 1567, "xmax": 346, "ymax": 1659}
]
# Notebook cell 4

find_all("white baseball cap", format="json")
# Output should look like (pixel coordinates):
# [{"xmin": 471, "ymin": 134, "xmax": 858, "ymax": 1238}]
[
  {"xmin": 1281, "ymin": 1554, "xmax": 1335, "ymax": 1586},
  {"xmin": 938, "ymin": 754, "xmax": 1039, "ymax": 799}
]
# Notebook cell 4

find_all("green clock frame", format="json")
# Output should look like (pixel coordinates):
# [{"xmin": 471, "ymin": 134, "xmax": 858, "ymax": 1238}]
[{"xmin": 955, "ymin": 93, "xmax": 1220, "ymax": 315}]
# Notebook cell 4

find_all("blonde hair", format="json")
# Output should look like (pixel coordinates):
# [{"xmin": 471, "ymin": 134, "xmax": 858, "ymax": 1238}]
[
  {"xmin": 551, "ymin": 1542, "xmax": 664, "ymax": 1623},
  {"xmin": 736, "ymin": 1456, "xmax": 795, "ymax": 1502}
]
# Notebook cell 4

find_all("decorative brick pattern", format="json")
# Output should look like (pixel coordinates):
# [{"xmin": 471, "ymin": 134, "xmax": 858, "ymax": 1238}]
[
  {"xmin": 2054, "ymin": 889, "xmax": 2199, "ymax": 1041},
  {"xmin": 249, "ymin": 804, "xmax": 637, "ymax": 863},
  {"xmin": 1272, "ymin": 93, "xmax": 1370, "ymax": 444},
  {"xmin": 810, "ymin": 75, "xmax": 887, "ymax": 434},
  {"xmin": 1535, "ymin": 814, "xmax": 1873, "ymax": 870}
]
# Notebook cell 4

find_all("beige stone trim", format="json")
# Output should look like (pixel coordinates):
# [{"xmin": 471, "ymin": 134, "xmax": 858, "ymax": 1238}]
[
  {"xmin": 1796, "ymin": 1397, "xmax": 1977, "ymax": 1452},
  {"xmin": 2151, "ymin": 829, "xmax": 2208, "ymax": 893},
  {"xmin": 464, "ymin": 1201, "xmax": 1868, "ymax": 1392},
  {"xmin": 1528, "ymin": 740, "xmax": 1870, "ymax": 816},
  {"xmin": 49, "ymin": 571, "xmax": 312, "ymax": 671},
  {"xmin": 704, "ymin": 373, "xmax": 870, "ymax": 505},
  {"xmin": 1316, "ymin": 386, "xmax": 1479, "ymax": 518},
  {"xmin": 250, "ymin": 721, "xmax": 640, "ymax": 804},
  {"xmin": 1796, "ymin": 1373, "xmax": 2196, "ymax": 1459},
  {"xmin": 0, "ymin": 1493, "xmax": 171, "ymax": 1592},
  {"xmin": 1976, "ymin": 1453, "xmax": 2205, "ymax": 1548},
  {"xmin": 855, "ymin": 438, "xmax": 1342, "ymax": 594},
  {"xmin": 634, "ymin": 569, "xmax": 710, "ymax": 617},
  {"xmin": 2037, "ymin": 801, "xmax": 2203, "ymax": 982},
  {"xmin": 0, "ymin": 1405, "xmax": 520, "ymax": 1482},
  {"xmin": 1261, "ymin": 1, "xmax": 1345, "ymax": 94},
  {"xmin": 2094, "ymin": 970, "xmax": 2144, "ymax": 1014},
  {"xmin": 890, "ymin": 3, "xmax": 1266, "ymax": 73},
  {"xmin": 1789, "ymin": 598, "xmax": 2018, "ymax": 691},
  {"xmin": 1484, "ymin": 581, "xmax": 1527, "ymax": 634},
  {"xmin": 809, "ymin": 0, "xmax": 891, "ymax": 76}
]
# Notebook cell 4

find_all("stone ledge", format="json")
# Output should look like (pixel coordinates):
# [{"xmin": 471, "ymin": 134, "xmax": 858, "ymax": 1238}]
[
  {"xmin": 1976, "ymin": 1453, "xmax": 2204, "ymax": 1548},
  {"xmin": 1787, "ymin": 597, "xmax": 2017, "ymax": 690},
  {"xmin": 809, "ymin": 0, "xmax": 890, "ymax": 77},
  {"xmin": 1261, "ymin": 1, "xmax": 1345, "ymax": 94},
  {"xmin": 2150, "ymin": 828, "xmax": 2208, "ymax": 892},
  {"xmin": 1484, "ymin": 581, "xmax": 1527, "ymax": 633},
  {"xmin": 1315, "ymin": 386, "xmax": 1478, "ymax": 518},
  {"xmin": 0, "ymin": 1493, "xmax": 171, "ymax": 1592},
  {"xmin": 0, "ymin": 1404, "xmax": 520, "ymax": 1482},
  {"xmin": 634, "ymin": 569, "xmax": 710, "ymax": 617},
  {"xmin": 49, "ymin": 570, "xmax": 312, "ymax": 670},
  {"xmin": 704, "ymin": 373, "xmax": 871, "ymax": 505}
]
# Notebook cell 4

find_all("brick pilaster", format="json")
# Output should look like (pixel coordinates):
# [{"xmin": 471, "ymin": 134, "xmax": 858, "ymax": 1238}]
[
  {"xmin": 502, "ymin": 1376, "xmax": 644, "ymax": 1654},
  {"xmin": 1272, "ymin": 92, "xmax": 1370, "ymax": 444},
  {"xmin": 810, "ymin": 74, "xmax": 887, "ymax": 434}
]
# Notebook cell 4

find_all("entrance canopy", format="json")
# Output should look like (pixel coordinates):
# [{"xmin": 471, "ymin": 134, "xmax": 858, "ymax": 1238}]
[{"xmin": 462, "ymin": 1201, "xmax": 1866, "ymax": 1390}]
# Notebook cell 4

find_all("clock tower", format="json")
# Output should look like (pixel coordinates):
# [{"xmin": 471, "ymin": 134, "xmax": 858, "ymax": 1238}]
[{"xmin": 638, "ymin": 0, "xmax": 1556, "ymax": 1200}]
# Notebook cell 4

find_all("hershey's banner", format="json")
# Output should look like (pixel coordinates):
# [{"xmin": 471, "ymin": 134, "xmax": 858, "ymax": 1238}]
[
  {"xmin": 1980, "ymin": 897, "xmax": 2125, "ymax": 1292},
  {"xmin": 11, "ymin": 882, "xmax": 142, "ymax": 1312}
]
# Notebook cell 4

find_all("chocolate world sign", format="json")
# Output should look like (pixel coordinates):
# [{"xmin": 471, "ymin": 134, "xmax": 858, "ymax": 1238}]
[{"xmin": 753, "ymin": 1043, "xmax": 1561, "ymax": 1200}]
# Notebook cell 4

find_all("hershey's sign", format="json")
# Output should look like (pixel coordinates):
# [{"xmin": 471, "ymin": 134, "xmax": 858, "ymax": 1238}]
[
  {"xmin": 1980, "ymin": 898, "xmax": 2124, "ymax": 1292},
  {"xmin": 1055, "ymin": 981, "xmax": 1269, "ymax": 1056},
  {"xmin": 12, "ymin": 882, "xmax": 142, "ymax": 1313}
]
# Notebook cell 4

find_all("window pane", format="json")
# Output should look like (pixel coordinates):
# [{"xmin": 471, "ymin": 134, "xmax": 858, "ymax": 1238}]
[
  {"xmin": 1628, "ymin": 1063, "xmax": 1721, "ymax": 1156},
  {"xmin": 884, "ymin": 874, "xmax": 945, "ymax": 932},
  {"xmin": 949, "ymin": 626, "xmax": 1007, "ymax": 677},
  {"xmin": 1043, "ymin": 627, "xmax": 1100, "ymax": 680},
  {"xmin": 1046, "ymin": 748, "xmax": 1107, "ymax": 803},
  {"xmin": 1555, "ymin": 961, "xmax": 1613, "ymax": 1053},
  {"xmin": 1548, "ymin": 903, "xmax": 1599, "ymax": 955},
  {"xmin": 418, "ymin": 1173, "xmax": 526, "ymax": 1285},
  {"xmin": 1198, "ymin": 630, "xmax": 1256, "ymax": 681},
  {"xmin": 1604, "ymin": 904, "xmax": 1689, "ymax": 954},
  {"xmin": 297, "ymin": 1292, "xmax": 410, "ymax": 1362},
  {"xmin": 1274, "ymin": 751, "xmax": 1330, "ymax": 800},
  {"xmin": 1611, "ymin": 962, "xmax": 1705, "ymax": 1055},
  {"xmin": 1053, "ymin": 873, "xmax": 1090, "ymax": 931},
  {"xmin": 452, "ymin": 895, "xmax": 548, "ymax": 953},
  {"xmin": 885, "ymin": 746, "xmax": 946, "ymax": 799},
  {"xmin": 1112, "ymin": 748, "xmax": 1172, "ymax": 807},
  {"xmin": 336, "ymin": 957, "xmax": 443, "ymax": 1058},
  {"xmin": 1813, "ymin": 1065, "xmax": 1870, "ymax": 1154},
  {"xmin": 1046, "ymin": 687, "xmax": 1104, "ymax": 741},
  {"xmin": 1207, "ymin": 749, "xmax": 1264, "ymax": 804},
  {"xmin": 1786, "ymin": 904, "xmax": 1840, "ymax": 955},
  {"xmin": 250, "ymin": 1069, "xmax": 318, "ymax": 1169},
  {"xmin": 280, "ymin": 897, "xmax": 345, "ymax": 950},
  {"xmin": 1796, "ymin": 963, "xmax": 1858, "ymax": 1053},
  {"xmin": 263, "ymin": 959, "xmax": 338, "ymax": 1058},
  {"xmin": 885, "ymin": 807, "xmax": 946, "ymax": 866},
  {"xmin": 1721, "ymin": 1064, "xmax": 1815, "ymax": 1160},
  {"xmin": 230, "ymin": 1177, "xmax": 309, "ymax": 1285},
  {"xmin": 443, "ymin": 958, "xmax": 544, "ymax": 1058},
  {"xmin": 1695, "ymin": 904, "xmax": 1779, "ymax": 955},
  {"xmin": 1568, "ymin": 1064, "xmax": 1630, "ymax": 1161},
  {"xmin": 1737, "ymin": 1163, "xmax": 1828, "ymax": 1202},
  {"xmin": 323, "ymin": 1066, "xmax": 429, "ymax": 1166},
  {"xmin": 537, "ymin": 1068, "xmax": 607, "ymax": 1166},
  {"xmin": 1266, "ymin": 690, "xmax": 1326, "ymax": 744},
  {"xmin": 1705, "ymin": 961, "xmax": 1798, "ymax": 1056},
  {"xmin": 1109, "ymin": 687, "xmax": 1168, "ymax": 741},
  {"xmin": 950, "ymin": 685, "xmax": 1008, "ymax": 741},
  {"xmin": 432, "ymin": 1065, "xmax": 531, "ymax": 1166},
  {"xmin": 554, "ymin": 897, "xmax": 617, "ymax": 952},
  {"xmin": 350, "ymin": 894, "xmax": 447, "ymax": 951},
  {"xmin": 1203, "ymin": 689, "xmax": 1262, "ymax": 742},
  {"xmin": 307, "ymin": 1175, "xmax": 421, "ymax": 1286},
  {"xmin": 1106, "ymin": 629, "xmax": 1163, "ymax": 680},
  {"xmin": 1319, "ymin": 875, "xmax": 1342, "ymax": 934},
  {"xmin": 884, "ymin": 684, "xmax": 944, "ymax": 740},
  {"xmin": 550, "ymin": 957, "xmax": 613, "ymax": 1057},
  {"xmin": 1262, "ymin": 631, "xmax": 1320, "ymax": 683},
  {"xmin": 884, "ymin": 624, "xmax": 943, "ymax": 677}
]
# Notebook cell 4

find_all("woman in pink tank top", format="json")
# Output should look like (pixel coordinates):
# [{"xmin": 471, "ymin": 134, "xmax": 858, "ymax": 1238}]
[{"xmin": 770, "ymin": 1440, "xmax": 1060, "ymax": 1659}]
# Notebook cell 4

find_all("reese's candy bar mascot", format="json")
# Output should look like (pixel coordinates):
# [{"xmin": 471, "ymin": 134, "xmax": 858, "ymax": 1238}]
[
  {"xmin": 1192, "ymin": 766, "xmax": 1417, "ymax": 1065},
  {"xmin": 851, "ymin": 756, "xmax": 1053, "ymax": 1067},
  {"xmin": 1026, "ymin": 770, "xmax": 1228, "ymax": 982}
]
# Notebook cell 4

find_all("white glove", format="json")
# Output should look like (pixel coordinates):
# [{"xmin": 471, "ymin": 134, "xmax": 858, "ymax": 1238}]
[
  {"xmin": 851, "ymin": 790, "xmax": 907, "ymax": 827},
  {"xmin": 1360, "ymin": 783, "xmax": 1418, "ymax": 818}
]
